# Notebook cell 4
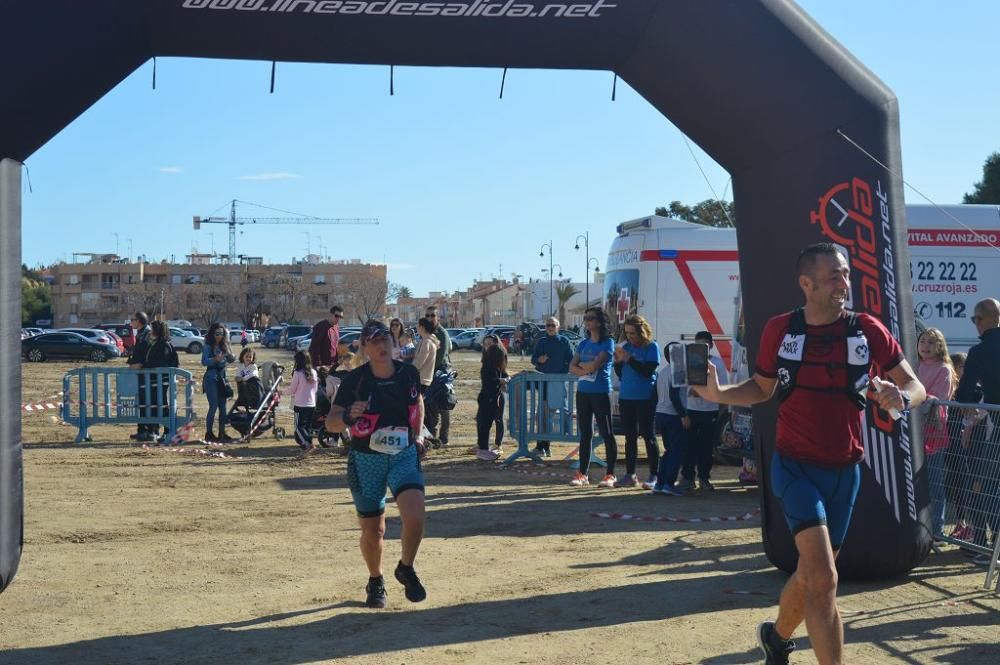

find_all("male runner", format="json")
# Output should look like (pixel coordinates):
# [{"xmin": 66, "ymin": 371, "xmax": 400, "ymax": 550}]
[
  {"xmin": 327, "ymin": 320, "xmax": 428, "ymax": 609},
  {"xmin": 694, "ymin": 243, "xmax": 925, "ymax": 665}
]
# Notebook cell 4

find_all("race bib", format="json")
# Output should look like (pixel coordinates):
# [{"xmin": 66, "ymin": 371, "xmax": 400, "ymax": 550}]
[{"xmin": 370, "ymin": 426, "xmax": 410, "ymax": 456}]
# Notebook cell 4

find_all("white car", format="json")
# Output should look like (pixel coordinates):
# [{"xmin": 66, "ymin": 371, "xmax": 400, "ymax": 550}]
[{"xmin": 169, "ymin": 328, "xmax": 204, "ymax": 354}]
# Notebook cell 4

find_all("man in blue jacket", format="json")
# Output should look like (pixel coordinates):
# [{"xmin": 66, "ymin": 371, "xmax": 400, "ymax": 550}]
[{"xmin": 531, "ymin": 317, "xmax": 573, "ymax": 456}]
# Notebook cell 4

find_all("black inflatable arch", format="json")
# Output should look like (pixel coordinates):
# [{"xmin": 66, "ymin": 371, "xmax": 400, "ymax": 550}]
[{"xmin": 1, "ymin": 0, "xmax": 928, "ymax": 592}]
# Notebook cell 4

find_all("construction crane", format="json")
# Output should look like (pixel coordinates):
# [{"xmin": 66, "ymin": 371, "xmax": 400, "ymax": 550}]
[{"xmin": 193, "ymin": 199, "xmax": 379, "ymax": 262}]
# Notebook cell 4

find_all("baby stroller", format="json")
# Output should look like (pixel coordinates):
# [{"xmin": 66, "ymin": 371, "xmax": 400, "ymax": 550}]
[{"xmin": 227, "ymin": 361, "xmax": 286, "ymax": 441}]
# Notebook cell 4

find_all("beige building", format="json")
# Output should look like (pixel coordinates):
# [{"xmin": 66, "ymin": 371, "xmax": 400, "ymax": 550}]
[{"xmin": 48, "ymin": 255, "xmax": 387, "ymax": 328}]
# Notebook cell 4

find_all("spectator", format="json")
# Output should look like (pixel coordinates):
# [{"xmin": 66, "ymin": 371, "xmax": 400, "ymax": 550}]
[
  {"xmin": 389, "ymin": 318, "xmax": 406, "ymax": 361},
  {"xmin": 413, "ymin": 318, "xmax": 440, "ymax": 392},
  {"xmin": 240, "ymin": 329, "xmax": 249, "ymax": 348},
  {"xmin": 650, "ymin": 342, "xmax": 687, "ymax": 496},
  {"xmin": 285, "ymin": 351, "xmax": 318, "ymax": 453},
  {"xmin": 423, "ymin": 306, "xmax": 452, "ymax": 445},
  {"xmin": 201, "ymin": 322, "xmax": 236, "ymax": 443},
  {"xmin": 916, "ymin": 328, "xmax": 956, "ymax": 540},
  {"xmin": 946, "ymin": 353, "xmax": 972, "ymax": 540},
  {"xmin": 127, "ymin": 311, "xmax": 153, "ymax": 442},
  {"xmin": 476, "ymin": 344, "xmax": 509, "ymax": 461},
  {"xmin": 680, "ymin": 331, "xmax": 729, "ymax": 491},
  {"xmin": 613, "ymin": 314, "xmax": 661, "ymax": 488},
  {"xmin": 309, "ymin": 305, "xmax": 344, "ymax": 369},
  {"xmin": 235, "ymin": 347, "xmax": 259, "ymax": 382},
  {"xmin": 953, "ymin": 298, "xmax": 1000, "ymax": 560},
  {"xmin": 568, "ymin": 306, "xmax": 619, "ymax": 488},
  {"xmin": 530, "ymin": 316, "xmax": 573, "ymax": 457},
  {"xmin": 143, "ymin": 320, "xmax": 180, "ymax": 444}
]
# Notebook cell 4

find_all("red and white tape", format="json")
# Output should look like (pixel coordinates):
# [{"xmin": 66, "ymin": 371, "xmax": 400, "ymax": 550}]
[
  {"xmin": 592, "ymin": 508, "xmax": 761, "ymax": 524},
  {"xmin": 493, "ymin": 464, "xmax": 575, "ymax": 480},
  {"xmin": 21, "ymin": 401, "xmax": 62, "ymax": 412},
  {"xmin": 141, "ymin": 444, "xmax": 231, "ymax": 459}
]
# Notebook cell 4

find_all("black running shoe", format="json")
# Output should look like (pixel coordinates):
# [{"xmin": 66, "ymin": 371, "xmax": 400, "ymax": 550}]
[
  {"xmin": 757, "ymin": 621, "xmax": 795, "ymax": 665},
  {"xmin": 394, "ymin": 561, "xmax": 427, "ymax": 603},
  {"xmin": 365, "ymin": 576, "xmax": 387, "ymax": 609}
]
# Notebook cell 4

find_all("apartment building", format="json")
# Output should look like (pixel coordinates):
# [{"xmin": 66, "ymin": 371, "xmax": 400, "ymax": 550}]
[{"xmin": 48, "ymin": 255, "xmax": 387, "ymax": 328}]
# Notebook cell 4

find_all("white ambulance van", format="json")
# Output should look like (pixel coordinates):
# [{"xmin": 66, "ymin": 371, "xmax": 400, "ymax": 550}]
[{"xmin": 605, "ymin": 205, "xmax": 1000, "ymax": 358}]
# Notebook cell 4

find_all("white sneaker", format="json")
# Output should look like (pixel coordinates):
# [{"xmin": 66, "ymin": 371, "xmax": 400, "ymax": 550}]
[
  {"xmin": 598, "ymin": 474, "xmax": 617, "ymax": 488},
  {"xmin": 569, "ymin": 472, "xmax": 590, "ymax": 486}
]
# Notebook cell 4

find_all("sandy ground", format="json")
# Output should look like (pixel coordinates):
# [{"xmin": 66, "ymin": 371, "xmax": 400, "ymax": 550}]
[{"xmin": 1, "ymin": 347, "xmax": 998, "ymax": 665}]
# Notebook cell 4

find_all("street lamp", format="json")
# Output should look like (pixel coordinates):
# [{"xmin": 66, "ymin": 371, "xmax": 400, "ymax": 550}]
[
  {"xmin": 575, "ymin": 232, "xmax": 599, "ymax": 306},
  {"xmin": 539, "ymin": 240, "xmax": 554, "ymax": 317}
]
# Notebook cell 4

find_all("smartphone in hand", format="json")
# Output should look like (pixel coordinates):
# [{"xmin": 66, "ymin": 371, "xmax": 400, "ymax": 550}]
[{"xmin": 685, "ymin": 343, "xmax": 710, "ymax": 386}]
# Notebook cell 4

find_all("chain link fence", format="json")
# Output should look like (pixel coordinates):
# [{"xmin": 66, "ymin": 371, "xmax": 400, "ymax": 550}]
[{"xmin": 922, "ymin": 399, "xmax": 1000, "ymax": 591}]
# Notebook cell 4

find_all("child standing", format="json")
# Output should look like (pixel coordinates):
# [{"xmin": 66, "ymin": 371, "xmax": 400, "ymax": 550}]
[
  {"xmin": 285, "ymin": 350, "xmax": 318, "ymax": 452},
  {"xmin": 916, "ymin": 328, "xmax": 956, "ymax": 539},
  {"xmin": 476, "ymin": 344, "xmax": 509, "ymax": 461}
]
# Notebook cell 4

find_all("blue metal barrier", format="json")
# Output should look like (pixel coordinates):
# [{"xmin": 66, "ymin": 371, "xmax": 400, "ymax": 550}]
[
  {"xmin": 62, "ymin": 367, "xmax": 196, "ymax": 443},
  {"xmin": 505, "ymin": 372, "xmax": 604, "ymax": 465}
]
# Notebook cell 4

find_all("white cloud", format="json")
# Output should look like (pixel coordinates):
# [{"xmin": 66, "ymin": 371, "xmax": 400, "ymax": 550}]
[
  {"xmin": 159, "ymin": 166, "xmax": 183, "ymax": 174},
  {"xmin": 238, "ymin": 172, "xmax": 304, "ymax": 181}
]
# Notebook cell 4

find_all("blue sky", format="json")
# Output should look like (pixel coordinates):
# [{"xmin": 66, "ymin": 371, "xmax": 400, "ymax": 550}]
[{"xmin": 21, "ymin": 1, "xmax": 1000, "ymax": 297}]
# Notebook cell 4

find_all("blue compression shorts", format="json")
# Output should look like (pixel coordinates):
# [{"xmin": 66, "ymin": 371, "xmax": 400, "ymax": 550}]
[
  {"xmin": 770, "ymin": 451, "xmax": 861, "ymax": 549},
  {"xmin": 347, "ymin": 445, "xmax": 425, "ymax": 518}
]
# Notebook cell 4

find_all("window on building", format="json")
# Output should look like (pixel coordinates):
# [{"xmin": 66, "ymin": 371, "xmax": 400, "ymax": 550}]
[
  {"xmin": 314, "ymin": 274, "xmax": 327, "ymax": 285},
  {"xmin": 333, "ymin": 274, "xmax": 345, "ymax": 285}
]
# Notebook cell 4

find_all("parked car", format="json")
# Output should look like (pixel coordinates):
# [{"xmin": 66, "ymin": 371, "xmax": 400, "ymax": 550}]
[
  {"xmin": 22, "ymin": 327, "xmax": 43, "ymax": 338},
  {"xmin": 295, "ymin": 334, "xmax": 312, "ymax": 352},
  {"xmin": 104, "ymin": 330, "xmax": 126, "ymax": 354},
  {"xmin": 59, "ymin": 327, "xmax": 118, "ymax": 347},
  {"xmin": 23, "ymin": 331, "xmax": 120, "ymax": 363},
  {"xmin": 182, "ymin": 326, "xmax": 204, "ymax": 338},
  {"xmin": 451, "ymin": 329, "xmax": 479, "ymax": 350},
  {"xmin": 96, "ymin": 323, "xmax": 135, "ymax": 351},
  {"xmin": 474, "ymin": 326, "xmax": 516, "ymax": 351},
  {"xmin": 445, "ymin": 328, "xmax": 467, "ymax": 338},
  {"xmin": 280, "ymin": 325, "xmax": 312, "ymax": 350},
  {"xmin": 167, "ymin": 328, "xmax": 204, "ymax": 354},
  {"xmin": 262, "ymin": 326, "xmax": 286, "ymax": 348}
]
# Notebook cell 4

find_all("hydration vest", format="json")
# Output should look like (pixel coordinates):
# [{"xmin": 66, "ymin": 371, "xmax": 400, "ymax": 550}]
[{"xmin": 775, "ymin": 308, "xmax": 871, "ymax": 410}]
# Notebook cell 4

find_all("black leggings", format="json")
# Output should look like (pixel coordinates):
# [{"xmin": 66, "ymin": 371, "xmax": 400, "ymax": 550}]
[
  {"xmin": 620, "ymin": 398, "xmax": 658, "ymax": 476},
  {"xmin": 476, "ymin": 397, "xmax": 504, "ymax": 450},
  {"xmin": 576, "ymin": 391, "xmax": 617, "ymax": 475}
]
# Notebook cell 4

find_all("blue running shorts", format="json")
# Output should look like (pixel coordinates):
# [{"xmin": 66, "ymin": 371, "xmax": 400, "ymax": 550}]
[
  {"xmin": 770, "ymin": 451, "xmax": 861, "ymax": 549},
  {"xmin": 347, "ymin": 445, "xmax": 425, "ymax": 518}
]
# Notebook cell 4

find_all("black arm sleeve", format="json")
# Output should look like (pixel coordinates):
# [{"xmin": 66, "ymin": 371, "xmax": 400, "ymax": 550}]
[
  {"xmin": 628, "ymin": 358, "xmax": 658, "ymax": 378},
  {"xmin": 669, "ymin": 385, "xmax": 687, "ymax": 417},
  {"xmin": 613, "ymin": 361, "xmax": 624, "ymax": 379}
]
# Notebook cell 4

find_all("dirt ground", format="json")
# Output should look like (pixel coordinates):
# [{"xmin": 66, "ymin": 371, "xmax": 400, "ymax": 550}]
[{"xmin": 1, "ymin": 347, "xmax": 998, "ymax": 664}]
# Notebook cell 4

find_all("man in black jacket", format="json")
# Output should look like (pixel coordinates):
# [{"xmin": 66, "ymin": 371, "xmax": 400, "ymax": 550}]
[
  {"xmin": 954, "ymin": 298, "xmax": 1000, "ymax": 554},
  {"xmin": 127, "ymin": 312, "xmax": 153, "ymax": 441}
]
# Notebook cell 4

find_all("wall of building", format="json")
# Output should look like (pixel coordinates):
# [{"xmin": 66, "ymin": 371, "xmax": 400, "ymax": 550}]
[{"xmin": 48, "ymin": 259, "xmax": 387, "ymax": 328}]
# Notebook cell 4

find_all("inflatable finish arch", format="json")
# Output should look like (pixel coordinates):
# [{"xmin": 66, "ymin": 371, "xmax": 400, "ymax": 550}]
[{"xmin": 0, "ymin": 0, "xmax": 928, "ymax": 591}]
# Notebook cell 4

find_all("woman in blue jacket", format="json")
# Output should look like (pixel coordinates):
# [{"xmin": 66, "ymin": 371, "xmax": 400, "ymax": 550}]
[
  {"xmin": 202, "ymin": 322, "xmax": 236, "ymax": 442},
  {"xmin": 613, "ymin": 314, "xmax": 661, "ymax": 488}
]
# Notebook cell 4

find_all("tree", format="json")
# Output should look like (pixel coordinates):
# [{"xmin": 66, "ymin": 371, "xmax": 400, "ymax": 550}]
[
  {"xmin": 265, "ymin": 274, "xmax": 305, "ymax": 324},
  {"xmin": 555, "ymin": 283, "xmax": 580, "ymax": 324},
  {"xmin": 21, "ymin": 277, "xmax": 51, "ymax": 325},
  {"xmin": 963, "ymin": 151, "xmax": 1000, "ymax": 203},
  {"xmin": 121, "ymin": 281, "xmax": 162, "ymax": 318},
  {"xmin": 343, "ymin": 279, "xmax": 396, "ymax": 324},
  {"xmin": 655, "ymin": 199, "xmax": 736, "ymax": 228},
  {"xmin": 395, "ymin": 285, "xmax": 412, "ymax": 300}
]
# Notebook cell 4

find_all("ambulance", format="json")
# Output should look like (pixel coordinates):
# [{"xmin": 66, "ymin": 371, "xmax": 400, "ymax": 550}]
[{"xmin": 605, "ymin": 204, "xmax": 1000, "ymax": 361}]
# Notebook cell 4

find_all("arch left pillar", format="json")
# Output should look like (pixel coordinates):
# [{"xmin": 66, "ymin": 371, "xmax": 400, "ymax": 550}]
[{"xmin": 0, "ymin": 158, "xmax": 23, "ymax": 591}]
